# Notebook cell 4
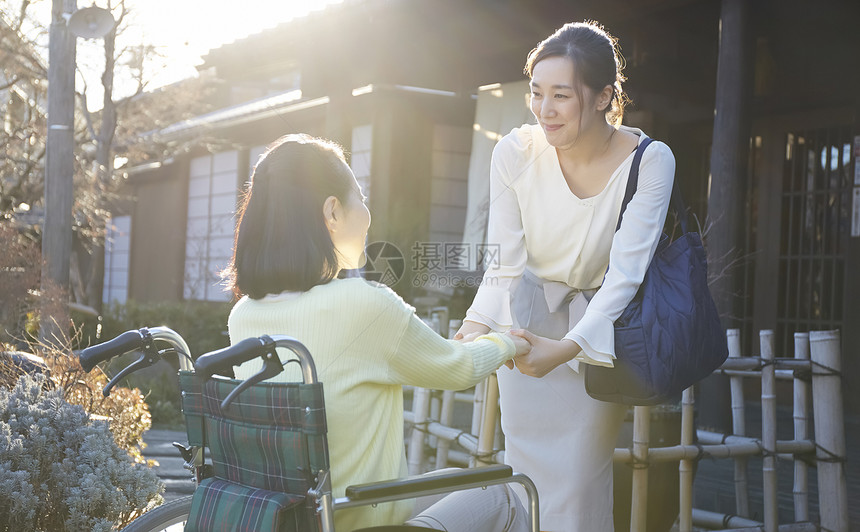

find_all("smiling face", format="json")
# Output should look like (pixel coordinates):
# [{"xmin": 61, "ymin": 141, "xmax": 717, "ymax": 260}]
[{"xmin": 529, "ymin": 55, "xmax": 607, "ymax": 150}]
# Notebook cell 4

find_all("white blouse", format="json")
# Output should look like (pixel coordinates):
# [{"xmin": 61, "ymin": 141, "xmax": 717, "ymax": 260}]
[{"xmin": 465, "ymin": 123, "xmax": 676, "ymax": 369}]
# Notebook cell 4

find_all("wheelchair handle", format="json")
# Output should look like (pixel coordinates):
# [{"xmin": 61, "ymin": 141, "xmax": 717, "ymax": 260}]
[
  {"xmin": 79, "ymin": 329, "xmax": 147, "ymax": 372},
  {"xmin": 194, "ymin": 335, "xmax": 318, "ymax": 385},
  {"xmin": 79, "ymin": 326, "xmax": 193, "ymax": 373}
]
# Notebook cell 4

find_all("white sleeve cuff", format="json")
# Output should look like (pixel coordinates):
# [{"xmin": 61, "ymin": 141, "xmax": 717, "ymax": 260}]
[
  {"xmin": 466, "ymin": 286, "xmax": 513, "ymax": 331},
  {"xmin": 565, "ymin": 311, "xmax": 616, "ymax": 368}
]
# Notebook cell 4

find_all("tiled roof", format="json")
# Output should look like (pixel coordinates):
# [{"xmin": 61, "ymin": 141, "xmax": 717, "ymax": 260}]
[{"xmin": 152, "ymin": 89, "xmax": 327, "ymax": 141}]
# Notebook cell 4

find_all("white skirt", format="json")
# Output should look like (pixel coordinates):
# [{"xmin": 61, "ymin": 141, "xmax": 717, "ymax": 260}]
[{"xmin": 498, "ymin": 271, "xmax": 627, "ymax": 532}]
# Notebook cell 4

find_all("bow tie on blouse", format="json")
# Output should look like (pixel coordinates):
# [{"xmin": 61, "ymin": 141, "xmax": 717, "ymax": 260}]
[{"xmin": 542, "ymin": 280, "xmax": 599, "ymax": 321}]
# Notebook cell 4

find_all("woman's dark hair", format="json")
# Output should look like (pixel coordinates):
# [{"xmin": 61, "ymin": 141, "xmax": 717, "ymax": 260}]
[
  {"xmin": 525, "ymin": 21, "xmax": 630, "ymax": 127},
  {"xmin": 224, "ymin": 134, "xmax": 353, "ymax": 299}
]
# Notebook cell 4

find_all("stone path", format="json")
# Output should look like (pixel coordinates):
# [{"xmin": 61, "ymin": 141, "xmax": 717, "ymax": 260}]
[{"xmin": 142, "ymin": 429, "xmax": 195, "ymax": 502}]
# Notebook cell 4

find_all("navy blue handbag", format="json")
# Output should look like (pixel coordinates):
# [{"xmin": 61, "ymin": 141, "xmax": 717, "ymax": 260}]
[{"xmin": 583, "ymin": 138, "xmax": 728, "ymax": 406}]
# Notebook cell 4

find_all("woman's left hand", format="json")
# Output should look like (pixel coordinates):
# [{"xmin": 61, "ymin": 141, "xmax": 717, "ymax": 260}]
[{"xmin": 508, "ymin": 330, "xmax": 581, "ymax": 378}]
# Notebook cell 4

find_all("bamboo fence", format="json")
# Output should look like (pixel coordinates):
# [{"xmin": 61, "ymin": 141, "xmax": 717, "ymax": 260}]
[{"xmin": 403, "ymin": 326, "xmax": 849, "ymax": 532}]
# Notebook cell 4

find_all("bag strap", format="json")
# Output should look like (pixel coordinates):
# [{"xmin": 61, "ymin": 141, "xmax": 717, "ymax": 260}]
[
  {"xmin": 603, "ymin": 136, "xmax": 689, "ymax": 284},
  {"xmin": 615, "ymin": 136, "xmax": 688, "ymax": 235}
]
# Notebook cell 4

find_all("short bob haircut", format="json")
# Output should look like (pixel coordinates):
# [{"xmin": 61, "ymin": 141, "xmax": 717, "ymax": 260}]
[
  {"xmin": 224, "ymin": 134, "xmax": 354, "ymax": 299},
  {"xmin": 524, "ymin": 21, "xmax": 630, "ymax": 127}
]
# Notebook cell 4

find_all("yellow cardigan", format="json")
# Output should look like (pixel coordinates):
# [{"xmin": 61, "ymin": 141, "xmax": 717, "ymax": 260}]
[{"xmin": 228, "ymin": 277, "xmax": 515, "ymax": 531}]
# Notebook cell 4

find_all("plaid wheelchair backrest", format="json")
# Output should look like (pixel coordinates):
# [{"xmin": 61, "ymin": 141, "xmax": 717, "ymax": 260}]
[
  {"xmin": 179, "ymin": 370, "xmax": 330, "ymax": 532},
  {"xmin": 180, "ymin": 371, "xmax": 329, "ymax": 492}
]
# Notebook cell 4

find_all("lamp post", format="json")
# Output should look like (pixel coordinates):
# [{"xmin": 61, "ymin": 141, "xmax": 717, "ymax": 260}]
[{"xmin": 40, "ymin": 1, "xmax": 114, "ymax": 348}]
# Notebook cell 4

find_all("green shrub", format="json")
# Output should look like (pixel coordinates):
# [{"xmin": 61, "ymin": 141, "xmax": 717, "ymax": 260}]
[
  {"xmin": 100, "ymin": 299, "xmax": 231, "ymax": 356},
  {"xmin": 0, "ymin": 374, "xmax": 163, "ymax": 531}
]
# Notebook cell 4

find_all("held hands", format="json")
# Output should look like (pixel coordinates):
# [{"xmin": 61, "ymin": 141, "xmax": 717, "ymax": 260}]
[
  {"xmin": 500, "ymin": 331, "xmax": 531, "ymax": 369},
  {"xmin": 454, "ymin": 321, "xmax": 580, "ymax": 376},
  {"xmin": 505, "ymin": 331, "xmax": 532, "ymax": 357},
  {"xmin": 508, "ymin": 329, "xmax": 581, "ymax": 378},
  {"xmin": 454, "ymin": 326, "xmax": 530, "ymax": 368}
]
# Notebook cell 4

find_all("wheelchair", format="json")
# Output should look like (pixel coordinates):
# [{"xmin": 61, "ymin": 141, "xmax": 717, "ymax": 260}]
[{"xmin": 80, "ymin": 328, "xmax": 539, "ymax": 531}]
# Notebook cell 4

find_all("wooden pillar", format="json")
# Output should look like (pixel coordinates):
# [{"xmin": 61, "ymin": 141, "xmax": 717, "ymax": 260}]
[
  {"xmin": 708, "ymin": 0, "xmax": 753, "ymax": 325},
  {"xmin": 368, "ymin": 91, "xmax": 432, "ymax": 298},
  {"xmin": 325, "ymin": 87, "xmax": 351, "ymax": 148},
  {"xmin": 41, "ymin": 0, "xmax": 77, "ymax": 347},
  {"xmin": 700, "ymin": 0, "xmax": 753, "ymax": 432}
]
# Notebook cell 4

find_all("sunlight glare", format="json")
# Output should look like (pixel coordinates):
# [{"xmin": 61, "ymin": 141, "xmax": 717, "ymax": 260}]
[
  {"xmin": 21, "ymin": 0, "xmax": 345, "ymax": 109},
  {"xmin": 130, "ymin": 0, "xmax": 345, "ymax": 89}
]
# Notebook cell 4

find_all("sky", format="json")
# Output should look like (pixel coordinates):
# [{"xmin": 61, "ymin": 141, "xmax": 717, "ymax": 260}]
[{"xmin": 24, "ymin": 0, "xmax": 344, "ymax": 109}]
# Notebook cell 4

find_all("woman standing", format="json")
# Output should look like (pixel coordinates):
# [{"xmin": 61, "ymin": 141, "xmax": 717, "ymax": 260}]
[{"xmin": 456, "ymin": 21, "xmax": 676, "ymax": 531}]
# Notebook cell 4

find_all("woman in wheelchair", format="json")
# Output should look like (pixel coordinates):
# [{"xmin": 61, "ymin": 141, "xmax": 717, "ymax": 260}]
[{"xmin": 223, "ymin": 134, "xmax": 531, "ymax": 531}]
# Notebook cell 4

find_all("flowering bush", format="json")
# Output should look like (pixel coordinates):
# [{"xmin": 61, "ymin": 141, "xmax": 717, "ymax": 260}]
[{"xmin": 0, "ymin": 374, "xmax": 163, "ymax": 531}]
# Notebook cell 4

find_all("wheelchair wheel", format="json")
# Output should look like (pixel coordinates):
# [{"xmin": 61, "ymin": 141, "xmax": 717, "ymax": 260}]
[{"xmin": 121, "ymin": 496, "xmax": 193, "ymax": 532}]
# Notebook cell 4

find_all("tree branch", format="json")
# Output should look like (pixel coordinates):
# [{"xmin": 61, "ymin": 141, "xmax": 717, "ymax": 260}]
[
  {"xmin": 75, "ymin": 91, "xmax": 99, "ymax": 142},
  {"xmin": 0, "ymin": 76, "xmax": 21, "ymax": 92},
  {"xmin": 15, "ymin": 0, "xmax": 32, "ymax": 33}
]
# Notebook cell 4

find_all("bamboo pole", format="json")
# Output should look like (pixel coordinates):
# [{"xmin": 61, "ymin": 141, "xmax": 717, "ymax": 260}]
[
  {"xmin": 429, "ymin": 390, "xmax": 441, "ymax": 451},
  {"xmin": 760, "ymin": 330, "xmax": 778, "ymax": 532},
  {"xmin": 470, "ymin": 379, "xmax": 485, "ymax": 466},
  {"xmin": 613, "ymin": 438, "xmax": 814, "ymax": 462},
  {"xmin": 692, "ymin": 509, "xmax": 818, "ymax": 531},
  {"xmin": 692, "ymin": 508, "xmax": 761, "ymax": 528},
  {"xmin": 717, "ymin": 358, "xmax": 812, "ymax": 371},
  {"xmin": 717, "ymin": 525, "xmax": 818, "ymax": 532},
  {"xmin": 444, "ymin": 450, "xmax": 472, "ymax": 466},
  {"xmin": 697, "ymin": 430, "xmax": 814, "ymax": 452},
  {"xmin": 475, "ymin": 373, "xmax": 499, "ymax": 466},
  {"xmin": 407, "ymin": 386, "xmax": 431, "ymax": 474},
  {"xmin": 679, "ymin": 387, "xmax": 695, "ymax": 532},
  {"xmin": 630, "ymin": 405, "xmax": 650, "ymax": 532},
  {"xmin": 792, "ymin": 333, "xmax": 809, "ymax": 522},
  {"xmin": 494, "ymin": 405, "xmax": 505, "ymax": 458},
  {"xmin": 809, "ymin": 330, "xmax": 848, "ymax": 532},
  {"xmin": 435, "ymin": 390, "xmax": 456, "ymax": 468},
  {"xmin": 727, "ymin": 328, "xmax": 750, "ymax": 517},
  {"xmin": 715, "ymin": 369, "xmax": 799, "ymax": 380},
  {"xmin": 454, "ymin": 391, "xmax": 474, "ymax": 403}
]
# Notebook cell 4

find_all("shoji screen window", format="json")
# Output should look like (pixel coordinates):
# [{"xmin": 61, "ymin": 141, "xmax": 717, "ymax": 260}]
[{"xmin": 184, "ymin": 151, "xmax": 239, "ymax": 302}]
